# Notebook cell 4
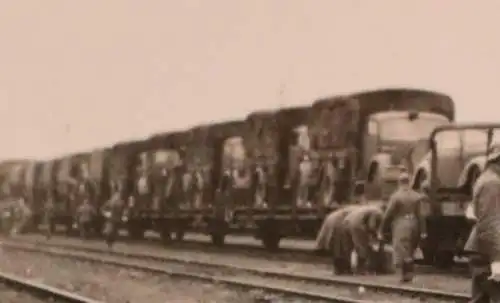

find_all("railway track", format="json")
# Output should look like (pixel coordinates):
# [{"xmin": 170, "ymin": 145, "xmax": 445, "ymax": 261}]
[
  {"xmin": 31, "ymin": 230, "xmax": 471, "ymax": 277},
  {"xmin": 1, "ymin": 238, "xmax": 471, "ymax": 303},
  {"xmin": 0, "ymin": 269, "xmax": 100, "ymax": 303}
]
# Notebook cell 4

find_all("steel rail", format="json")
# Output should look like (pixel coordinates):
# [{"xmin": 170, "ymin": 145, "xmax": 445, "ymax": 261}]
[
  {"xmin": 2, "ymin": 240, "xmax": 470, "ymax": 303},
  {"xmin": 0, "ymin": 270, "xmax": 102, "ymax": 303},
  {"xmin": 20, "ymin": 231, "xmax": 472, "ymax": 276}
]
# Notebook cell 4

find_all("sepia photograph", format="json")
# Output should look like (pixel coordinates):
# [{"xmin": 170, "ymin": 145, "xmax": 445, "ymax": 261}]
[{"xmin": 0, "ymin": 1, "xmax": 499, "ymax": 302}]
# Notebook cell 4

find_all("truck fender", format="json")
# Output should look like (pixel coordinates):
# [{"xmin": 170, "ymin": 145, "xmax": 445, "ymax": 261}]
[{"xmin": 457, "ymin": 156, "xmax": 487, "ymax": 189}]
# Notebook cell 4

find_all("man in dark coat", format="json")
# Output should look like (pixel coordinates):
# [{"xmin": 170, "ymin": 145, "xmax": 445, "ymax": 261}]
[
  {"xmin": 344, "ymin": 204, "xmax": 384, "ymax": 274},
  {"xmin": 315, "ymin": 205, "xmax": 359, "ymax": 274},
  {"xmin": 378, "ymin": 172, "xmax": 427, "ymax": 283},
  {"xmin": 102, "ymin": 189, "xmax": 125, "ymax": 248},
  {"xmin": 76, "ymin": 199, "xmax": 96, "ymax": 239},
  {"xmin": 464, "ymin": 150, "xmax": 500, "ymax": 302}
]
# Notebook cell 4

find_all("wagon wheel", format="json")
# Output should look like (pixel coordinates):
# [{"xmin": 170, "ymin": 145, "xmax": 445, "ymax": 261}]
[
  {"xmin": 434, "ymin": 251, "xmax": 455, "ymax": 269},
  {"xmin": 160, "ymin": 228, "xmax": 172, "ymax": 244},
  {"xmin": 174, "ymin": 229, "xmax": 185, "ymax": 241},
  {"xmin": 211, "ymin": 233, "xmax": 225, "ymax": 247},
  {"xmin": 262, "ymin": 233, "xmax": 281, "ymax": 251}
]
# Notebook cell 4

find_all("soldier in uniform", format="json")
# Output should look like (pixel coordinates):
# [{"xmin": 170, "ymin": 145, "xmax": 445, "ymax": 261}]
[
  {"xmin": 378, "ymin": 172, "xmax": 427, "ymax": 283},
  {"xmin": 464, "ymin": 149, "xmax": 500, "ymax": 302},
  {"xmin": 315, "ymin": 205, "xmax": 360, "ymax": 274},
  {"xmin": 343, "ymin": 204, "xmax": 384, "ymax": 275},
  {"xmin": 76, "ymin": 198, "xmax": 96, "ymax": 239},
  {"xmin": 102, "ymin": 183, "xmax": 126, "ymax": 248}
]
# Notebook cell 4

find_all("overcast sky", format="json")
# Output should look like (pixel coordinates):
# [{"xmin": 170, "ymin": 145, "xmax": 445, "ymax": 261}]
[{"xmin": 0, "ymin": 1, "xmax": 499, "ymax": 160}]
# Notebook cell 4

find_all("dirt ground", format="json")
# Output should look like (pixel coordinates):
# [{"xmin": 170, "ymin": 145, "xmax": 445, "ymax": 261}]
[
  {"xmin": 0, "ymin": 247, "xmax": 309, "ymax": 303},
  {"xmin": 13, "ymin": 233, "xmax": 471, "ymax": 295},
  {"xmin": 0, "ymin": 283, "xmax": 52, "ymax": 303}
]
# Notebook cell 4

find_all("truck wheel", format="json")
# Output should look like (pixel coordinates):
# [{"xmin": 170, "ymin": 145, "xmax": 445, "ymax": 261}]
[
  {"xmin": 174, "ymin": 229, "xmax": 185, "ymax": 241},
  {"xmin": 211, "ymin": 233, "xmax": 225, "ymax": 247},
  {"xmin": 262, "ymin": 234, "xmax": 281, "ymax": 251},
  {"xmin": 128, "ymin": 226, "xmax": 144, "ymax": 240},
  {"xmin": 434, "ymin": 251, "xmax": 455, "ymax": 269},
  {"xmin": 160, "ymin": 229, "xmax": 172, "ymax": 244}
]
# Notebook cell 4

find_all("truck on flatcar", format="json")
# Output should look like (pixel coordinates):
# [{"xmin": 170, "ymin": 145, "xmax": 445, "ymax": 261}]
[
  {"xmin": 110, "ymin": 138, "xmax": 150, "ymax": 239},
  {"xmin": 146, "ymin": 131, "xmax": 187, "ymax": 242},
  {"xmin": 411, "ymin": 123, "xmax": 500, "ymax": 266},
  {"xmin": 183, "ymin": 125, "xmax": 216, "ymax": 232},
  {"xmin": 206, "ymin": 119, "xmax": 248, "ymax": 246},
  {"xmin": 250, "ymin": 88, "xmax": 455, "ymax": 249}
]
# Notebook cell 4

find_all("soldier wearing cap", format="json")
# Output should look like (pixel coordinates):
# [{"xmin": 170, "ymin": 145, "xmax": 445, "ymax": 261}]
[
  {"xmin": 378, "ymin": 171, "xmax": 427, "ymax": 283},
  {"xmin": 101, "ymin": 179, "xmax": 127, "ymax": 247},
  {"xmin": 464, "ymin": 148, "xmax": 500, "ymax": 302},
  {"xmin": 315, "ymin": 204, "xmax": 360, "ymax": 274},
  {"xmin": 343, "ymin": 204, "xmax": 384, "ymax": 275}
]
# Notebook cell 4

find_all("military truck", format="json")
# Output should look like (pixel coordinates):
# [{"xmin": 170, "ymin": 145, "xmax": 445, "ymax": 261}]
[
  {"xmin": 412, "ymin": 123, "xmax": 500, "ymax": 266},
  {"xmin": 146, "ymin": 130, "xmax": 187, "ymax": 242},
  {"xmin": 251, "ymin": 88, "xmax": 455, "ymax": 249}
]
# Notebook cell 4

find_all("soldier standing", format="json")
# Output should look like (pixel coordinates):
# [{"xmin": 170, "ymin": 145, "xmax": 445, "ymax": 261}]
[
  {"xmin": 343, "ymin": 204, "xmax": 384, "ymax": 275},
  {"xmin": 102, "ymin": 185, "xmax": 125, "ymax": 248},
  {"xmin": 76, "ymin": 199, "xmax": 96, "ymax": 239},
  {"xmin": 315, "ymin": 205, "xmax": 359, "ymax": 274},
  {"xmin": 464, "ymin": 150, "xmax": 500, "ymax": 302},
  {"xmin": 378, "ymin": 172, "xmax": 427, "ymax": 283}
]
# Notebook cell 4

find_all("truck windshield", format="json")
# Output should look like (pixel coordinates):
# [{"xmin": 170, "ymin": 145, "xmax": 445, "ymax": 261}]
[
  {"xmin": 375, "ymin": 112, "xmax": 449, "ymax": 142},
  {"xmin": 434, "ymin": 128, "xmax": 500, "ymax": 154}
]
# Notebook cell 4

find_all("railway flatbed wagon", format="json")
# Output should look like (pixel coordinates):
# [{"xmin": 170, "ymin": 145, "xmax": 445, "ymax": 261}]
[
  {"xmin": 249, "ymin": 106, "xmax": 312, "ymax": 249},
  {"xmin": 141, "ymin": 130, "xmax": 189, "ymax": 242},
  {"xmin": 110, "ymin": 138, "xmax": 151, "ymax": 239},
  {"xmin": 181, "ymin": 125, "xmax": 217, "ymax": 230},
  {"xmin": 202, "ymin": 119, "xmax": 249, "ymax": 246},
  {"xmin": 52, "ymin": 155, "xmax": 73, "ymax": 230},
  {"xmin": 28, "ymin": 161, "xmax": 44, "ymax": 229},
  {"xmin": 411, "ymin": 123, "xmax": 500, "ymax": 267},
  {"xmin": 85, "ymin": 147, "xmax": 111, "ymax": 235},
  {"xmin": 250, "ymin": 88, "xmax": 456, "ymax": 249}
]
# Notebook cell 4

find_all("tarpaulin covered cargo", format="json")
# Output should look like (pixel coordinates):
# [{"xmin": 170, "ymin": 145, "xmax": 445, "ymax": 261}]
[
  {"xmin": 183, "ymin": 125, "xmax": 216, "ymax": 206},
  {"xmin": 23, "ymin": 162, "xmax": 37, "ymax": 189},
  {"xmin": 245, "ymin": 110, "xmax": 279, "ymax": 162},
  {"xmin": 274, "ymin": 106, "xmax": 311, "ymax": 186},
  {"xmin": 152, "ymin": 149, "xmax": 181, "ymax": 168},
  {"xmin": 109, "ymin": 145, "xmax": 129, "ymax": 181},
  {"xmin": 311, "ymin": 88, "xmax": 455, "ymax": 151},
  {"xmin": 111, "ymin": 139, "xmax": 149, "ymax": 196},
  {"xmin": 40, "ymin": 160, "xmax": 56, "ymax": 187},
  {"xmin": 206, "ymin": 120, "xmax": 247, "ymax": 193},
  {"xmin": 88, "ymin": 148, "xmax": 107, "ymax": 181},
  {"xmin": 56, "ymin": 156, "xmax": 72, "ymax": 183},
  {"xmin": 7, "ymin": 163, "xmax": 25, "ymax": 185},
  {"xmin": 244, "ymin": 110, "xmax": 280, "ymax": 188},
  {"xmin": 185, "ymin": 125, "xmax": 213, "ymax": 173},
  {"xmin": 217, "ymin": 122, "xmax": 249, "ymax": 171}
]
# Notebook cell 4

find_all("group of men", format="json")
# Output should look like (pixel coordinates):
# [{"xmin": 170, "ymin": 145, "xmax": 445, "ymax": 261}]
[
  {"xmin": 315, "ymin": 171, "xmax": 427, "ymax": 283},
  {"xmin": 0, "ymin": 190, "xmax": 32, "ymax": 236},
  {"xmin": 316, "ymin": 147, "xmax": 500, "ymax": 301},
  {"xmin": 0, "ymin": 176, "xmax": 127, "ymax": 249}
]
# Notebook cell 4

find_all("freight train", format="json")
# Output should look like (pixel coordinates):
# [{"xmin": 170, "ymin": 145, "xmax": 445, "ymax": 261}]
[{"xmin": 1, "ymin": 87, "xmax": 471, "ymax": 266}]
